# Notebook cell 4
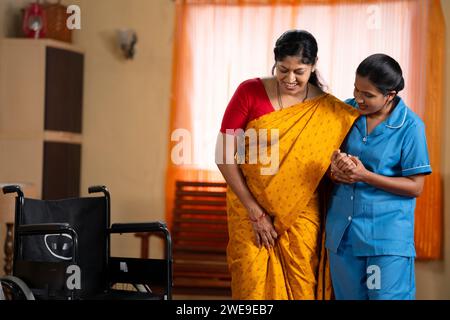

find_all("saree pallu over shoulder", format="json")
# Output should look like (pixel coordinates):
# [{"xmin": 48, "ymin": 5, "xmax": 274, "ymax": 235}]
[
  {"xmin": 240, "ymin": 94, "xmax": 358, "ymax": 234},
  {"xmin": 226, "ymin": 94, "xmax": 358, "ymax": 300}
]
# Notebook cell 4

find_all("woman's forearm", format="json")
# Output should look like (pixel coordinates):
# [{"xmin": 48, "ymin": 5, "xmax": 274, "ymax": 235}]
[
  {"xmin": 217, "ymin": 163, "xmax": 259, "ymax": 210},
  {"xmin": 362, "ymin": 171, "xmax": 424, "ymax": 197}
]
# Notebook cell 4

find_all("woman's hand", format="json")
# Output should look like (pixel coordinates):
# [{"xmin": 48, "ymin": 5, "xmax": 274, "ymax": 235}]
[
  {"xmin": 344, "ymin": 156, "xmax": 370, "ymax": 183},
  {"xmin": 332, "ymin": 150, "xmax": 357, "ymax": 173},
  {"xmin": 330, "ymin": 150, "xmax": 357, "ymax": 184},
  {"xmin": 331, "ymin": 150, "xmax": 425, "ymax": 198},
  {"xmin": 330, "ymin": 153, "xmax": 370, "ymax": 184},
  {"xmin": 247, "ymin": 205, "xmax": 278, "ymax": 250},
  {"xmin": 216, "ymin": 132, "xmax": 278, "ymax": 249}
]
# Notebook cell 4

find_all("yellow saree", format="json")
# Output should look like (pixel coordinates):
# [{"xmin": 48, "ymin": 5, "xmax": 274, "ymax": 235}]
[{"xmin": 226, "ymin": 93, "xmax": 358, "ymax": 300}]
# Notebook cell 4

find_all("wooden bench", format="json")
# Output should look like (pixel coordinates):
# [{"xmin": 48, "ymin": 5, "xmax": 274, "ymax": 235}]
[{"xmin": 171, "ymin": 181, "xmax": 231, "ymax": 296}]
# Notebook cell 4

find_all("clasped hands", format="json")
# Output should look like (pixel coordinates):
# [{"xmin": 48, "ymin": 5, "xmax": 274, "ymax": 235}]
[
  {"xmin": 330, "ymin": 149, "xmax": 369, "ymax": 184},
  {"xmin": 246, "ymin": 150, "xmax": 369, "ymax": 249}
]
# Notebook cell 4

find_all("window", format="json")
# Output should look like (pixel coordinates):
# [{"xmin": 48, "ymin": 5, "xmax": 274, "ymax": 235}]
[{"xmin": 167, "ymin": 0, "xmax": 444, "ymax": 259}]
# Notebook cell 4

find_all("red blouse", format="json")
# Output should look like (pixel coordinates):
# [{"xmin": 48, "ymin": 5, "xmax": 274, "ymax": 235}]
[{"xmin": 220, "ymin": 78, "xmax": 275, "ymax": 133}]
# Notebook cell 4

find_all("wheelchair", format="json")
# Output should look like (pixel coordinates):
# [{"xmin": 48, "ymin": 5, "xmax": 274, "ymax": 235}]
[{"xmin": 0, "ymin": 185, "xmax": 172, "ymax": 300}]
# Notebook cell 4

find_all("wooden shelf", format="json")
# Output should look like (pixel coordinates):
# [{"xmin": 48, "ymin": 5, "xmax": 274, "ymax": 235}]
[{"xmin": 0, "ymin": 39, "xmax": 84, "ymax": 200}]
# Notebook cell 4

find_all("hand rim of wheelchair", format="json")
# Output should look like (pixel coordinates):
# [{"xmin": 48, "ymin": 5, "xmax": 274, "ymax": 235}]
[{"xmin": 0, "ymin": 275, "xmax": 36, "ymax": 300}]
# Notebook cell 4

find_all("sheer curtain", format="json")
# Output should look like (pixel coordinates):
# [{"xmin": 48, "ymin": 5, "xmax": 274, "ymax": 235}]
[{"xmin": 166, "ymin": 0, "xmax": 444, "ymax": 259}]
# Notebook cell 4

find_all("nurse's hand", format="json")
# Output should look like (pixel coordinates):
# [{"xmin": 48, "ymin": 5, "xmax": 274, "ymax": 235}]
[
  {"xmin": 330, "ymin": 166, "xmax": 356, "ymax": 184},
  {"xmin": 332, "ymin": 150, "xmax": 357, "ymax": 174},
  {"xmin": 330, "ymin": 150, "xmax": 357, "ymax": 184},
  {"xmin": 345, "ymin": 156, "xmax": 370, "ymax": 182}
]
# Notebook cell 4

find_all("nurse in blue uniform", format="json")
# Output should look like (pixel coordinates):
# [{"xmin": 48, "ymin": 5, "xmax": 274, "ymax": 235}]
[{"xmin": 326, "ymin": 54, "xmax": 432, "ymax": 300}]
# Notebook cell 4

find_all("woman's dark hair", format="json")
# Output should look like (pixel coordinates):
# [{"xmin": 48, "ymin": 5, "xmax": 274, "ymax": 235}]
[
  {"xmin": 356, "ymin": 53, "xmax": 405, "ymax": 95},
  {"xmin": 272, "ymin": 29, "xmax": 323, "ymax": 89}
]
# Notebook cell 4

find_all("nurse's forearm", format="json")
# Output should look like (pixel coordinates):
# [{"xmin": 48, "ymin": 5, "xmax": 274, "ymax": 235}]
[{"xmin": 362, "ymin": 171, "xmax": 425, "ymax": 198}]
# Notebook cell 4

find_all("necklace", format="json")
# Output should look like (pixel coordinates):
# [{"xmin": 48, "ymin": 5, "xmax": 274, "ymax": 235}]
[{"xmin": 276, "ymin": 81, "xmax": 309, "ymax": 110}]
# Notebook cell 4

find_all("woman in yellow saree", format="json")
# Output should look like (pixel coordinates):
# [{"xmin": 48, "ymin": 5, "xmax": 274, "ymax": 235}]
[{"xmin": 216, "ymin": 30, "xmax": 358, "ymax": 299}]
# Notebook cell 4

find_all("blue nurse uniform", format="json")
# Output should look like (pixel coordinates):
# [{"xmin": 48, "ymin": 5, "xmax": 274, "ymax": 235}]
[{"xmin": 326, "ymin": 97, "xmax": 432, "ymax": 300}]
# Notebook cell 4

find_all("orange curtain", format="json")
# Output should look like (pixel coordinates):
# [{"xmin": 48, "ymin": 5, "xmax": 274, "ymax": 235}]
[
  {"xmin": 165, "ymin": 2, "xmax": 224, "ymax": 228},
  {"xmin": 411, "ymin": 0, "xmax": 445, "ymax": 260},
  {"xmin": 166, "ymin": 0, "xmax": 444, "ymax": 259}
]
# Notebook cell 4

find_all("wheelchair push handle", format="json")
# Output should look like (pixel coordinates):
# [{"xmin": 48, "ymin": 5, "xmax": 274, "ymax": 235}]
[
  {"xmin": 2, "ymin": 185, "xmax": 24, "ymax": 197},
  {"xmin": 88, "ymin": 185, "xmax": 109, "ymax": 194}
]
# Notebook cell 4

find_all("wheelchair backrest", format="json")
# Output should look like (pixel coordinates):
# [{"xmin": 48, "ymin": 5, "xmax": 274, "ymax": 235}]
[{"xmin": 17, "ymin": 196, "xmax": 107, "ymax": 299}]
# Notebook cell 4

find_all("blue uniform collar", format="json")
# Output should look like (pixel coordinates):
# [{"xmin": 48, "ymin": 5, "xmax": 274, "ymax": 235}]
[
  {"xmin": 354, "ymin": 97, "xmax": 407, "ymax": 137},
  {"xmin": 385, "ymin": 97, "xmax": 407, "ymax": 128}
]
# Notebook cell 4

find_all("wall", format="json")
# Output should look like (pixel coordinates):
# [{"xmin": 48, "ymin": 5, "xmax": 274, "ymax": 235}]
[
  {"xmin": 73, "ymin": 0, "xmax": 174, "ymax": 258},
  {"xmin": 0, "ymin": 0, "xmax": 84, "ymax": 276},
  {"xmin": 0, "ymin": 0, "xmax": 174, "ymax": 270},
  {"xmin": 0, "ymin": 0, "xmax": 29, "ymax": 39}
]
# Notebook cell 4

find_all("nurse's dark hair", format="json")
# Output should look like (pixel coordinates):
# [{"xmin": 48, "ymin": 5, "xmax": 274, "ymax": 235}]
[
  {"xmin": 356, "ymin": 53, "xmax": 405, "ymax": 95},
  {"xmin": 272, "ymin": 29, "xmax": 323, "ymax": 89}
]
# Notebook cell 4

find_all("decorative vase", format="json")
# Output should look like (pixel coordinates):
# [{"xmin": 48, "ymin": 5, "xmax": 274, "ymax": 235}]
[
  {"xmin": 4, "ymin": 223, "xmax": 14, "ymax": 276},
  {"xmin": 22, "ymin": 1, "xmax": 47, "ymax": 39}
]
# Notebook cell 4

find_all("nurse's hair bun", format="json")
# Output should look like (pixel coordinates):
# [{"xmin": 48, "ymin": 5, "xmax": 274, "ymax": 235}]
[{"xmin": 357, "ymin": 53, "xmax": 405, "ymax": 95}]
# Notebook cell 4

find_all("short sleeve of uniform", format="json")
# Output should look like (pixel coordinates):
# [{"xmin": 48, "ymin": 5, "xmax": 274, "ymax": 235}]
[
  {"xmin": 220, "ymin": 82, "xmax": 250, "ymax": 133},
  {"xmin": 401, "ymin": 121, "xmax": 432, "ymax": 176},
  {"xmin": 344, "ymin": 98, "xmax": 358, "ymax": 108}
]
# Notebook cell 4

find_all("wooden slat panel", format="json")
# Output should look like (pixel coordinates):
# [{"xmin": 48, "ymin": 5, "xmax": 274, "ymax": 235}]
[
  {"xmin": 173, "ymin": 252, "xmax": 227, "ymax": 262},
  {"xmin": 175, "ymin": 199, "xmax": 226, "ymax": 206},
  {"xmin": 176, "ymin": 181, "xmax": 227, "ymax": 188},
  {"xmin": 174, "ymin": 235, "xmax": 228, "ymax": 242},
  {"xmin": 174, "ymin": 263, "xmax": 229, "ymax": 274},
  {"xmin": 174, "ymin": 278, "xmax": 230, "ymax": 289},
  {"xmin": 176, "ymin": 190, "xmax": 227, "ymax": 197},
  {"xmin": 173, "ymin": 217, "xmax": 228, "ymax": 224},
  {"xmin": 174, "ymin": 208, "xmax": 227, "ymax": 216},
  {"xmin": 171, "ymin": 180, "xmax": 230, "ymax": 295},
  {"xmin": 174, "ymin": 241, "xmax": 227, "ymax": 248},
  {"xmin": 173, "ymin": 246, "xmax": 226, "ymax": 253},
  {"xmin": 172, "ymin": 226, "xmax": 227, "ymax": 233}
]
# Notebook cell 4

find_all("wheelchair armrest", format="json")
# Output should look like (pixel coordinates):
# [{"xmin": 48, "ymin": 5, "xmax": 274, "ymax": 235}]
[
  {"xmin": 110, "ymin": 222, "xmax": 172, "ymax": 271},
  {"xmin": 110, "ymin": 222, "xmax": 168, "ymax": 234},
  {"xmin": 17, "ymin": 223, "xmax": 75, "ymax": 236}
]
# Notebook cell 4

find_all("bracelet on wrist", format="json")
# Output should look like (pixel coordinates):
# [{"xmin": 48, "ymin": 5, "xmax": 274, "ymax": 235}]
[{"xmin": 249, "ymin": 212, "xmax": 267, "ymax": 223}]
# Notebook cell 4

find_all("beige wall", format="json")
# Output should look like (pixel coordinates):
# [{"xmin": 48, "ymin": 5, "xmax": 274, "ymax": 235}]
[
  {"xmin": 73, "ymin": 0, "xmax": 174, "ymax": 258},
  {"xmin": 0, "ymin": 0, "xmax": 29, "ymax": 38},
  {"xmin": 0, "ymin": 0, "xmax": 174, "ymax": 267},
  {"xmin": 0, "ymin": 0, "xmax": 84, "ymax": 276}
]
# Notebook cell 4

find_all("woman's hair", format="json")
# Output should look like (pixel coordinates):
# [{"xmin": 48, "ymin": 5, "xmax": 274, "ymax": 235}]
[
  {"xmin": 273, "ymin": 29, "xmax": 323, "ymax": 89},
  {"xmin": 356, "ymin": 53, "xmax": 405, "ymax": 95}
]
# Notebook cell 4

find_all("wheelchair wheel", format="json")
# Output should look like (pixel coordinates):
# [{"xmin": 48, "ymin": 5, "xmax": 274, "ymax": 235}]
[{"xmin": 0, "ymin": 276, "xmax": 35, "ymax": 300}]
